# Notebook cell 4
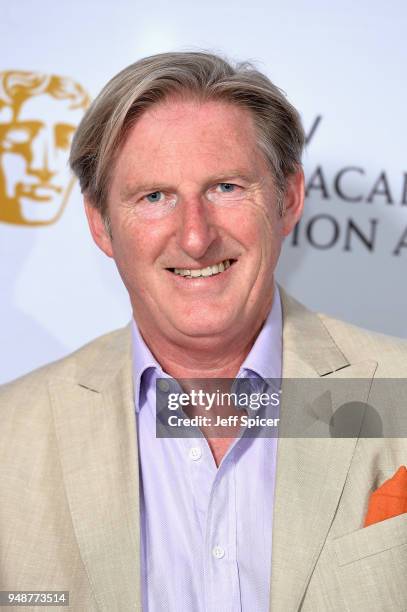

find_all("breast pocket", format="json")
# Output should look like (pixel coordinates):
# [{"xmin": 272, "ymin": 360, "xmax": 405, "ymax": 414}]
[{"xmin": 332, "ymin": 512, "xmax": 407, "ymax": 612}]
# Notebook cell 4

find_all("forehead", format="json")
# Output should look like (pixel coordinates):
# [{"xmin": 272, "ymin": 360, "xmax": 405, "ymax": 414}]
[
  {"xmin": 138, "ymin": 96, "xmax": 255, "ymax": 131},
  {"xmin": 115, "ymin": 97, "xmax": 269, "ymax": 182}
]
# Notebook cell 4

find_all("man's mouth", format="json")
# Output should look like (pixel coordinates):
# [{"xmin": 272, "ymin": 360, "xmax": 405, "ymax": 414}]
[{"xmin": 167, "ymin": 258, "xmax": 236, "ymax": 278}]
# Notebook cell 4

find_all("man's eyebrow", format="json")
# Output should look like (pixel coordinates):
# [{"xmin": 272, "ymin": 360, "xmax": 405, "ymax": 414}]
[
  {"xmin": 120, "ymin": 171, "xmax": 257, "ymax": 200},
  {"xmin": 204, "ymin": 171, "xmax": 256, "ymax": 184},
  {"xmin": 120, "ymin": 183, "xmax": 172, "ymax": 200}
]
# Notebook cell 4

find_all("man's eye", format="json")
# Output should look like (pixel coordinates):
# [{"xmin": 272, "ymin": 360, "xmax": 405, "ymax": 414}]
[
  {"xmin": 217, "ymin": 183, "xmax": 237, "ymax": 193},
  {"xmin": 134, "ymin": 191, "xmax": 177, "ymax": 218},
  {"xmin": 206, "ymin": 182, "xmax": 246, "ymax": 206},
  {"xmin": 145, "ymin": 191, "xmax": 164, "ymax": 203}
]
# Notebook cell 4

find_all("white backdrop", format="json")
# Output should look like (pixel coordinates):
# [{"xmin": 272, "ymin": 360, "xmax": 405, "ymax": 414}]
[{"xmin": 1, "ymin": 0, "xmax": 406, "ymax": 384}]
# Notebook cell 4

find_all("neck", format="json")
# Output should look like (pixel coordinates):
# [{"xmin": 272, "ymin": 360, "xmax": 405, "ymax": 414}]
[
  {"xmin": 142, "ymin": 330, "xmax": 260, "ymax": 379},
  {"xmin": 134, "ymin": 315, "xmax": 269, "ymax": 379}
]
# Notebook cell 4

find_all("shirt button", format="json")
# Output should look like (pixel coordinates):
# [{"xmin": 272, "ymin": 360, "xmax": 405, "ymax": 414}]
[
  {"xmin": 158, "ymin": 379, "xmax": 170, "ymax": 392},
  {"xmin": 189, "ymin": 447, "xmax": 202, "ymax": 461},
  {"xmin": 212, "ymin": 545, "xmax": 225, "ymax": 559}
]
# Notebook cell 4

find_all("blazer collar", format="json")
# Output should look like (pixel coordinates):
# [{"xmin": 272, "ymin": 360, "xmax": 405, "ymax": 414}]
[
  {"xmin": 76, "ymin": 324, "xmax": 133, "ymax": 392},
  {"xmin": 279, "ymin": 286, "xmax": 350, "ymax": 377}
]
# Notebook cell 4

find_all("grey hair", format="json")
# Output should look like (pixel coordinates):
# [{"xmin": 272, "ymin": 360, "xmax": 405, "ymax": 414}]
[{"xmin": 69, "ymin": 51, "xmax": 304, "ymax": 232}]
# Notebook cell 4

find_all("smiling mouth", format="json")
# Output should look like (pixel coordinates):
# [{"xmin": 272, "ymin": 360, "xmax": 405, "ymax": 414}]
[{"xmin": 167, "ymin": 258, "xmax": 237, "ymax": 278}]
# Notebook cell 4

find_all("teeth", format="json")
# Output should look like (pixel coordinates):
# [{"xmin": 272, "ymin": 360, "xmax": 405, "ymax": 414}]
[{"xmin": 173, "ymin": 259, "xmax": 233, "ymax": 278}]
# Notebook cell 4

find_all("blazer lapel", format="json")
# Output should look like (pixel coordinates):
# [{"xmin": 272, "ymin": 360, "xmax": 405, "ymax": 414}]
[
  {"xmin": 270, "ymin": 290, "xmax": 377, "ymax": 611},
  {"xmin": 49, "ymin": 325, "xmax": 141, "ymax": 612}
]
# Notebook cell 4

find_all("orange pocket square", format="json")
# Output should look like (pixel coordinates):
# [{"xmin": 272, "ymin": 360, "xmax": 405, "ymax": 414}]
[{"xmin": 364, "ymin": 465, "xmax": 407, "ymax": 527}]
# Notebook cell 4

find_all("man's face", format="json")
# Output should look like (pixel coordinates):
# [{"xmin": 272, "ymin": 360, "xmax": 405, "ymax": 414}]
[
  {"xmin": 0, "ymin": 94, "xmax": 83, "ymax": 225},
  {"xmin": 88, "ymin": 99, "xmax": 303, "ymax": 345}
]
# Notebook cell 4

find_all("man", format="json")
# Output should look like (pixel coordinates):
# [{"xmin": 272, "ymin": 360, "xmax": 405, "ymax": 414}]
[{"xmin": 1, "ymin": 52, "xmax": 406, "ymax": 612}]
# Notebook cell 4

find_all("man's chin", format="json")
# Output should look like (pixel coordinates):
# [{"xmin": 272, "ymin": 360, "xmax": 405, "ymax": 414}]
[{"xmin": 170, "ymin": 316, "xmax": 239, "ymax": 341}]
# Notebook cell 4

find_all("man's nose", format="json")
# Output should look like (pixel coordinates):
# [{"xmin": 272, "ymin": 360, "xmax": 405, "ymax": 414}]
[
  {"xmin": 176, "ymin": 195, "xmax": 218, "ymax": 260},
  {"xmin": 28, "ymin": 131, "xmax": 56, "ymax": 182}
]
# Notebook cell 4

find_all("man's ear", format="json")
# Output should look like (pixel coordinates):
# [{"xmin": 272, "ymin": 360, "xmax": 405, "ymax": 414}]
[
  {"xmin": 281, "ymin": 169, "xmax": 305, "ymax": 237},
  {"xmin": 84, "ymin": 196, "xmax": 113, "ymax": 258}
]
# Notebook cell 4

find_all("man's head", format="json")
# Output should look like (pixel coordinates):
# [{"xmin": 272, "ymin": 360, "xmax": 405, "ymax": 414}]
[
  {"xmin": 0, "ymin": 71, "xmax": 89, "ymax": 225},
  {"xmin": 70, "ymin": 52, "xmax": 305, "ymax": 351}
]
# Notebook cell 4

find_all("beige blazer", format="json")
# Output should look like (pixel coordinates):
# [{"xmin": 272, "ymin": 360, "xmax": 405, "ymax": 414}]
[{"xmin": 1, "ymin": 289, "xmax": 407, "ymax": 611}]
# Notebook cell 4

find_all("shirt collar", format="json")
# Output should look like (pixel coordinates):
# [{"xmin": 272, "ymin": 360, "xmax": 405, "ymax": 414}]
[
  {"xmin": 131, "ymin": 285, "xmax": 282, "ymax": 411},
  {"xmin": 131, "ymin": 321, "xmax": 163, "ymax": 413},
  {"xmin": 237, "ymin": 285, "xmax": 282, "ymax": 381}
]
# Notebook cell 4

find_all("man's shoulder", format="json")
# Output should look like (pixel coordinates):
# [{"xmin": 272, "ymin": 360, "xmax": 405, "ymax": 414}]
[
  {"xmin": 0, "ymin": 324, "xmax": 132, "ymax": 471},
  {"xmin": 0, "ymin": 324, "xmax": 132, "ymax": 405},
  {"xmin": 280, "ymin": 288, "xmax": 407, "ymax": 377},
  {"xmin": 318, "ymin": 311, "xmax": 407, "ymax": 375},
  {"xmin": 317, "ymin": 310, "xmax": 406, "ymax": 355}
]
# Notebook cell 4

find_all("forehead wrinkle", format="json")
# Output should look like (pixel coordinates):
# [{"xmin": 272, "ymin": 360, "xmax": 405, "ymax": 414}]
[
  {"xmin": 130, "ymin": 139, "xmax": 261, "ymax": 182},
  {"xmin": 119, "ymin": 167, "xmax": 269, "ymax": 203},
  {"xmin": 118, "ymin": 147, "xmax": 271, "ymax": 200},
  {"xmin": 132, "ymin": 97, "xmax": 257, "ymax": 146},
  {"xmin": 114, "ymin": 98, "xmax": 274, "ymax": 201}
]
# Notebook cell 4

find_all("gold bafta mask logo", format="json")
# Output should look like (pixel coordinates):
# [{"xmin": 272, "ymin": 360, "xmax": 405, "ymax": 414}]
[{"xmin": 0, "ymin": 71, "xmax": 89, "ymax": 226}]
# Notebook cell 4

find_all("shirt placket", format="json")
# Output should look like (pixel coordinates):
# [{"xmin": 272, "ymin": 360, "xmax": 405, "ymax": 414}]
[{"xmin": 203, "ymin": 449, "xmax": 241, "ymax": 612}]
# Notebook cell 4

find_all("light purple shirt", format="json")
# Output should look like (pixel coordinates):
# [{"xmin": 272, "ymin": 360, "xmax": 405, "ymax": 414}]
[{"xmin": 132, "ymin": 287, "xmax": 282, "ymax": 612}]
